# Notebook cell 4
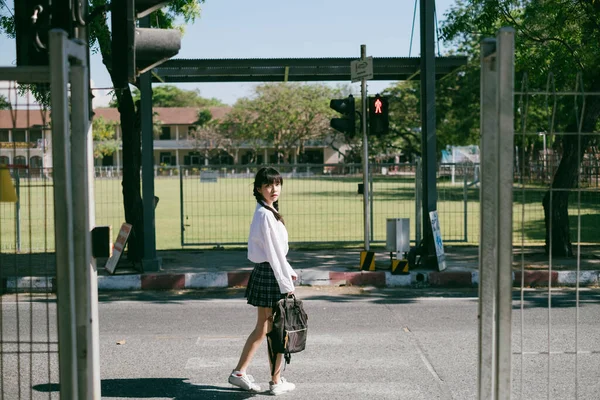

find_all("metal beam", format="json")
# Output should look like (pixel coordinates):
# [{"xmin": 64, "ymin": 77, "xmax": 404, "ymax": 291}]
[{"xmin": 153, "ymin": 56, "xmax": 466, "ymax": 83}]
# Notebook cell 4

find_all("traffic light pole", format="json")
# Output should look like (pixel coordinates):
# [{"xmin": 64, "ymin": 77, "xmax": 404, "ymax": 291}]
[
  {"xmin": 139, "ymin": 16, "xmax": 162, "ymax": 272},
  {"xmin": 360, "ymin": 44, "xmax": 370, "ymax": 251},
  {"xmin": 419, "ymin": 0, "xmax": 438, "ymax": 266}
]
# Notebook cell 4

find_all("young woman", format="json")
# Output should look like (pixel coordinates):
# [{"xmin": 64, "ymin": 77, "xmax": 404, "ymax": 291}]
[{"xmin": 228, "ymin": 167, "xmax": 297, "ymax": 395}]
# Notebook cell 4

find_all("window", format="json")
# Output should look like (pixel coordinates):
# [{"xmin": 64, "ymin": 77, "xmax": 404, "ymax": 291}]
[
  {"xmin": 30, "ymin": 156, "xmax": 43, "ymax": 168},
  {"xmin": 0, "ymin": 130, "xmax": 8, "ymax": 142},
  {"xmin": 12, "ymin": 130, "xmax": 26, "ymax": 142},
  {"xmin": 29, "ymin": 129, "xmax": 42, "ymax": 143},
  {"xmin": 159, "ymin": 152, "xmax": 172, "ymax": 165},
  {"xmin": 102, "ymin": 155, "xmax": 114, "ymax": 166},
  {"xmin": 0, "ymin": 156, "xmax": 9, "ymax": 165},
  {"xmin": 160, "ymin": 126, "xmax": 171, "ymax": 140}
]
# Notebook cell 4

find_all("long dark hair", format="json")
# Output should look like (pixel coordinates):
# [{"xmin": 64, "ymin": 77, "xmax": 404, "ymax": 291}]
[{"xmin": 253, "ymin": 167, "xmax": 285, "ymax": 224}]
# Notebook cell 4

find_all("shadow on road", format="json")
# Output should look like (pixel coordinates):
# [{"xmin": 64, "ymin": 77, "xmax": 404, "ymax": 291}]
[{"xmin": 34, "ymin": 378, "xmax": 261, "ymax": 399}]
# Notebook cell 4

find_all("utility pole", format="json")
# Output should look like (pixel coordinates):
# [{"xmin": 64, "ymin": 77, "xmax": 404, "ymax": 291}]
[
  {"xmin": 419, "ymin": 0, "xmax": 438, "ymax": 266},
  {"xmin": 360, "ymin": 44, "xmax": 370, "ymax": 251}
]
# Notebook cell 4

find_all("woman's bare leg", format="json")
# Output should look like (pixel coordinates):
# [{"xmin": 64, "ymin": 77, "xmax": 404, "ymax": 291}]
[
  {"xmin": 269, "ymin": 351, "xmax": 284, "ymax": 383},
  {"xmin": 235, "ymin": 307, "xmax": 271, "ymax": 372}
]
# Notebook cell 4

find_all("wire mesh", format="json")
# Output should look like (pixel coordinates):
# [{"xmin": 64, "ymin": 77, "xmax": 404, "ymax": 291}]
[
  {"xmin": 513, "ymin": 73, "xmax": 600, "ymax": 399},
  {"xmin": 179, "ymin": 163, "xmax": 461, "ymax": 246},
  {"xmin": 0, "ymin": 80, "xmax": 58, "ymax": 399}
]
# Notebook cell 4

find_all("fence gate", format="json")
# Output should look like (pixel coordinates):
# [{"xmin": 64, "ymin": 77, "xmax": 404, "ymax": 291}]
[
  {"xmin": 0, "ymin": 30, "xmax": 100, "ymax": 399},
  {"xmin": 479, "ymin": 27, "xmax": 600, "ymax": 400}
]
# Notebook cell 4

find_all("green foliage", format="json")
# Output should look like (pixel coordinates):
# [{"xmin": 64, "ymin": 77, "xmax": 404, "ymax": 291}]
[
  {"xmin": 377, "ymin": 66, "xmax": 482, "ymax": 161},
  {"xmin": 434, "ymin": 0, "xmax": 600, "ymax": 162},
  {"xmin": 221, "ymin": 83, "xmax": 341, "ymax": 163},
  {"xmin": 0, "ymin": 94, "xmax": 10, "ymax": 110},
  {"xmin": 195, "ymin": 109, "xmax": 212, "ymax": 126},
  {"xmin": 92, "ymin": 116, "xmax": 120, "ymax": 158},
  {"xmin": 441, "ymin": 0, "xmax": 600, "ymax": 118},
  {"xmin": 109, "ymin": 85, "xmax": 224, "ymax": 108}
]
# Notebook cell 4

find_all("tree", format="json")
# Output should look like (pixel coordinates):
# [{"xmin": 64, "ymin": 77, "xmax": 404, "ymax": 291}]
[
  {"xmin": 109, "ymin": 85, "xmax": 224, "ymax": 108},
  {"xmin": 89, "ymin": 1, "xmax": 203, "ymax": 262},
  {"xmin": 188, "ymin": 108, "xmax": 236, "ymax": 164},
  {"xmin": 377, "ymin": 66, "xmax": 481, "ymax": 162},
  {"xmin": 0, "ymin": 94, "xmax": 10, "ymax": 110},
  {"xmin": 219, "ymin": 98, "xmax": 265, "ymax": 164},
  {"xmin": 224, "ymin": 83, "xmax": 338, "ymax": 164},
  {"xmin": 442, "ymin": 0, "xmax": 600, "ymax": 256},
  {"xmin": 1, "ymin": 1, "xmax": 204, "ymax": 262},
  {"xmin": 92, "ymin": 116, "xmax": 120, "ymax": 159}
]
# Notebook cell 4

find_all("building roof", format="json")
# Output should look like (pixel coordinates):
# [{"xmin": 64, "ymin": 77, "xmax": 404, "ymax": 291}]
[
  {"xmin": 0, "ymin": 106, "xmax": 232, "ymax": 129},
  {"xmin": 94, "ymin": 106, "xmax": 231, "ymax": 125},
  {"xmin": 0, "ymin": 109, "xmax": 50, "ymax": 129}
]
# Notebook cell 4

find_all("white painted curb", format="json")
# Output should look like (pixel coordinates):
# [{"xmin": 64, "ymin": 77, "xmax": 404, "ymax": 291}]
[
  {"xmin": 185, "ymin": 272, "xmax": 228, "ymax": 288},
  {"xmin": 6, "ymin": 276, "xmax": 52, "ymax": 291},
  {"xmin": 98, "ymin": 275, "xmax": 141, "ymax": 290},
  {"xmin": 298, "ymin": 270, "xmax": 331, "ymax": 286},
  {"xmin": 557, "ymin": 271, "xmax": 599, "ymax": 286},
  {"xmin": 385, "ymin": 272, "xmax": 412, "ymax": 287}
]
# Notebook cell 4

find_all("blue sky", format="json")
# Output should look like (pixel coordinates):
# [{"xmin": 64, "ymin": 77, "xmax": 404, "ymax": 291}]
[{"xmin": 0, "ymin": 0, "xmax": 457, "ymax": 107}]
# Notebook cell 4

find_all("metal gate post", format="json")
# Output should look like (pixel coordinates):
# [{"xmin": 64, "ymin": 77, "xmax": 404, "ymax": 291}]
[
  {"xmin": 415, "ymin": 157, "xmax": 422, "ymax": 247},
  {"xmin": 48, "ymin": 29, "xmax": 78, "ymax": 399},
  {"xmin": 479, "ymin": 36, "xmax": 499, "ymax": 400},
  {"xmin": 495, "ymin": 27, "xmax": 515, "ymax": 400},
  {"xmin": 478, "ymin": 27, "xmax": 515, "ymax": 400},
  {"xmin": 71, "ymin": 58, "xmax": 101, "ymax": 398}
]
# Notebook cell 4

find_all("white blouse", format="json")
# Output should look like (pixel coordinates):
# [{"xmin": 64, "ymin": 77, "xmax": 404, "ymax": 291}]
[{"xmin": 248, "ymin": 204, "xmax": 297, "ymax": 294}]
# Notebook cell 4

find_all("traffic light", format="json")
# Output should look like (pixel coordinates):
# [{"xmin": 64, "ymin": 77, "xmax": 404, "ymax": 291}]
[
  {"xmin": 111, "ymin": 0, "xmax": 182, "ymax": 88},
  {"xmin": 14, "ymin": 0, "xmax": 50, "ymax": 66},
  {"xmin": 330, "ymin": 95, "xmax": 356, "ymax": 136},
  {"xmin": 368, "ymin": 94, "xmax": 389, "ymax": 136},
  {"xmin": 15, "ymin": 0, "xmax": 76, "ymax": 67}
]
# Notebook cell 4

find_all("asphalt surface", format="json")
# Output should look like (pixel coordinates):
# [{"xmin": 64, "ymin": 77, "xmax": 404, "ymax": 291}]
[{"xmin": 2, "ymin": 286, "xmax": 600, "ymax": 399}]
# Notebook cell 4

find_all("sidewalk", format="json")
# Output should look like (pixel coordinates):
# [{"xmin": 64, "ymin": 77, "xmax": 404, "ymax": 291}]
[{"xmin": 2, "ymin": 246, "xmax": 599, "ymax": 292}]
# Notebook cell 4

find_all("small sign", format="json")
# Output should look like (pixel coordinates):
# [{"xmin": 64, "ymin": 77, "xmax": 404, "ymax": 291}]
[
  {"xmin": 351, "ymin": 57, "xmax": 373, "ymax": 82},
  {"xmin": 104, "ymin": 223, "xmax": 132, "ymax": 274},
  {"xmin": 429, "ymin": 211, "xmax": 447, "ymax": 271}
]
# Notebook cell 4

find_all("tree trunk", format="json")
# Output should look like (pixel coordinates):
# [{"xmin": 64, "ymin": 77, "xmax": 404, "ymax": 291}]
[
  {"xmin": 542, "ymin": 98, "xmax": 599, "ymax": 256},
  {"xmin": 119, "ymin": 88, "xmax": 144, "ymax": 262}
]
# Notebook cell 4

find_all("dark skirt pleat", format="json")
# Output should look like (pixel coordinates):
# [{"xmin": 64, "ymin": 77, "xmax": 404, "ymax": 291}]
[{"xmin": 245, "ymin": 262, "xmax": 283, "ymax": 307}]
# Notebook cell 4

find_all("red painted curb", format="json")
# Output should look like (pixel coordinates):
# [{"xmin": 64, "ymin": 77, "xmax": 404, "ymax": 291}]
[
  {"xmin": 429, "ymin": 272, "xmax": 473, "ymax": 287},
  {"xmin": 141, "ymin": 274, "xmax": 185, "ymax": 290},
  {"xmin": 329, "ymin": 271, "xmax": 386, "ymax": 287},
  {"xmin": 228, "ymin": 272, "xmax": 251, "ymax": 288},
  {"xmin": 514, "ymin": 271, "xmax": 558, "ymax": 287}
]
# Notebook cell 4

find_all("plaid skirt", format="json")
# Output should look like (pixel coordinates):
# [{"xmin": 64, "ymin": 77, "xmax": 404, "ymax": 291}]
[{"xmin": 245, "ymin": 262, "xmax": 284, "ymax": 307}]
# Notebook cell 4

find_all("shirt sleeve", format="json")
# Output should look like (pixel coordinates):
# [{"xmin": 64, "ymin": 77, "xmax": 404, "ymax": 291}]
[{"xmin": 259, "ymin": 212, "xmax": 297, "ymax": 294}]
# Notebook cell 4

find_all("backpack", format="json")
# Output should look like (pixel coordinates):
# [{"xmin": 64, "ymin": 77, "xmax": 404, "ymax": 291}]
[{"xmin": 267, "ymin": 294, "xmax": 308, "ymax": 375}]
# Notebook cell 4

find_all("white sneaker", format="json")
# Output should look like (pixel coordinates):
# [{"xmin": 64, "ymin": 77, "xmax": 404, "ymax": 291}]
[
  {"xmin": 269, "ymin": 377, "xmax": 296, "ymax": 395},
  {"xmin": 228, "ymin": 370, "xmax": 261, "ymax": 392}
]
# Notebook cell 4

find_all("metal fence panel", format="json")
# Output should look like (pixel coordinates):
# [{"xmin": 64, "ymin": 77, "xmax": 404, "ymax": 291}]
[{"xmin": 1, "ymin": 77, "xmax": 60, "ymax": 399}]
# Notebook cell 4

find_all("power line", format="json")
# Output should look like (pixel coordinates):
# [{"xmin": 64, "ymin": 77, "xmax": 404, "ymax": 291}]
[{"xmin": 0, "ymin": 0, "xmax": 14, "ymax": 17}]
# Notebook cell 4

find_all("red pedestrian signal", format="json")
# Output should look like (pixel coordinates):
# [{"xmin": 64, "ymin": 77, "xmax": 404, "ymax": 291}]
[{"xmin": 368, "ymin": 94, "xmax": 389, "ymax": 136}]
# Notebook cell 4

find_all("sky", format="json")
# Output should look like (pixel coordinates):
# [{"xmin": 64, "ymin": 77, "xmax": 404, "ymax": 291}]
[{"xmin": 0, "ymin": 0, "xmax": 457, "ymax": 108}]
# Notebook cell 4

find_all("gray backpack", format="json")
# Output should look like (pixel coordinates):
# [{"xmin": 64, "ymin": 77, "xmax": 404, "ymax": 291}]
[{"xmin": 267, "ymin": 294, "xmax": 308, "ymax": 374}]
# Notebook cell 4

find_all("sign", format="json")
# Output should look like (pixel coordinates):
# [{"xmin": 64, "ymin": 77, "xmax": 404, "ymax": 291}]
[
  {"xmin": 104, "ymin": 223, "xmax": 132, "ymax": 274},
  {"xmin": 351, "ymin": 56, "xmax": 373, "ymax": 82},
  {"xmin": 429, "ymin": 211, "xmax": 447, "ymax": 271}
]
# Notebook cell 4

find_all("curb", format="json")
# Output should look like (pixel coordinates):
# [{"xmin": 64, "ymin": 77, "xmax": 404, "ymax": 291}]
[{"xmin": 2, "ymin": 270, "xmax": 599, "ymax": 293}]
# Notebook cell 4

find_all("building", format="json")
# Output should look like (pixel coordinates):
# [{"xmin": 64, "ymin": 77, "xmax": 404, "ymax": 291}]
[
  {"xmin": 0, "ymin": 107, "xmax": 348, "ymax": 170},
  {"xmin": 0, "ymin": 109, "xmax": 52, "ymax": 176}
]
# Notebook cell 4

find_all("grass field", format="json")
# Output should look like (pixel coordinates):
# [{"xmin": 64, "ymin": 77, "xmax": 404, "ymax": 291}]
[{"xmin": 0, "ymin": 175, "xmax": 598, "ymax": 252}]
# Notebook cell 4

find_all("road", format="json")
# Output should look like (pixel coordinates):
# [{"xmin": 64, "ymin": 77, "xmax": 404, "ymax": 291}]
[{"xmin": 2, "ymin": 287, "xmax": 600, "ymax": 399}]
